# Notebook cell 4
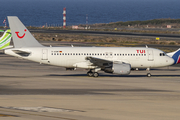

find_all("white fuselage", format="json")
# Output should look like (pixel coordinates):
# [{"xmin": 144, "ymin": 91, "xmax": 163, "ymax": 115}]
[{"xmin": 5, "ymin": 46, "xmax": 174, "ymax": 69}]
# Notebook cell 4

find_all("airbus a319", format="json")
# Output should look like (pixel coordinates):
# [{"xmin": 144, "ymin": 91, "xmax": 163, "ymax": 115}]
[{"xmin": 5, "ymin": 16, "xmax": 179, "ymax": 77}]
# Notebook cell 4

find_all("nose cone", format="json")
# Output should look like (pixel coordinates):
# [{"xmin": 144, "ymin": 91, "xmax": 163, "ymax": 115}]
[
  {"xmin": 155, "ymin": 56, "xmax": 174, "ymax": 67},
  {"xmin": 168, "ymin": 57, "xmax": 175, "ymax": 65}
]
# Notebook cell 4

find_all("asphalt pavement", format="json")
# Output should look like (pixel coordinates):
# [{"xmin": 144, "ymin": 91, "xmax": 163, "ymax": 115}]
[{"xmin": 0, "ymin": 51, "xmax": 180, "ymax": 120}]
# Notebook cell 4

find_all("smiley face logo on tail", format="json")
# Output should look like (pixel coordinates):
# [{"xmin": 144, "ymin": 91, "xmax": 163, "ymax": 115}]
[{"xmin": 15, "ymin": 29, "xmax": 27, "ymax": 39}]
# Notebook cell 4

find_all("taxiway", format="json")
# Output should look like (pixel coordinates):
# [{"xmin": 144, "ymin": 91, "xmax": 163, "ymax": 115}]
[{"xmin": 0, "ymin": 52, "xmax": 180, "ymax": 120}]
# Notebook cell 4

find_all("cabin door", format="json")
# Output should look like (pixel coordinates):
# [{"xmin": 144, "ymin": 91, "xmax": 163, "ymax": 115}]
[
  {"xmin": 42, "ymin": 49, "xmax": 48, "ymax": 60},
  {"xmin": 148, "ymin": 50, "xmax": 154, "ymax": 61}
]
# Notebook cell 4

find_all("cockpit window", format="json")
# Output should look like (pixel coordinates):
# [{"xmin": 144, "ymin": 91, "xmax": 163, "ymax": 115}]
[{"xmin": 160, "ymin": 53, "xmax": 165, "ymax": 56}]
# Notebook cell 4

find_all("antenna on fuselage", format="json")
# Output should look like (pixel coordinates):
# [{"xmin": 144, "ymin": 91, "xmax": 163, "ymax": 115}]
[
  {"xmin": 145, "ymin": 45, "xmax": 148, "ymax": 48},
  {"xmin": 71, "ymin": 44, "xmax": 74, "ymax": 47}
]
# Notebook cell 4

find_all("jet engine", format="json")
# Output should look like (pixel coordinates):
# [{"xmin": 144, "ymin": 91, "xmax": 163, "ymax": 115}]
[{"xmin": 103, "ymin": 63, "xmax": 131, "ymax": 75}]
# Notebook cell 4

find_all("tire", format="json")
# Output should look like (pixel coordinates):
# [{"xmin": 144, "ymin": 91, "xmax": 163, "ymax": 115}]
[
  {"xmin": 93, "ymin": 72, "xmax": 99, "ymax": 77},
  {"xmin": 147, "ymin": 73, "xmax": 151, "ymax": 77},
  {"xmin": 87, "ymin": 72, "xmax": 93, "ymax": 77}
]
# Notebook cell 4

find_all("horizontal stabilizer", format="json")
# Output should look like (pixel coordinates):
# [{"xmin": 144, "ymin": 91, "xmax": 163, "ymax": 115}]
[{"xmin": 13, "ymin": 50, "xmax": 31, "ymax": 57}]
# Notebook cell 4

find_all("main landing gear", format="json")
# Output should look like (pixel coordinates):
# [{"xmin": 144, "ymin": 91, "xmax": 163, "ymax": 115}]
[{"xmin": 87, "ymin": 69, "xmax": 99, "ymax": 77}]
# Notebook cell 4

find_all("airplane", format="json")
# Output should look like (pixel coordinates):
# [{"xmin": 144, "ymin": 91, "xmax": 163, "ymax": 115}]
[
  {"xmin": 4, "ymin": 16, "xmax": 178, "ymax": 77},
  {"xmin": 167, "ymin": 48, "xmax": 180, "ymax": 64},
  {"xmin": 0, "ymin": 29, "xmax": 12, "ymax": 50}
]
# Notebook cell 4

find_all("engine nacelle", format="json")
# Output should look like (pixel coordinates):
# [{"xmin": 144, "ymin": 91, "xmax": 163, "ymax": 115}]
[{"xmin": 104, "ymin": 63, "xmax": 131, "ymax": 75}]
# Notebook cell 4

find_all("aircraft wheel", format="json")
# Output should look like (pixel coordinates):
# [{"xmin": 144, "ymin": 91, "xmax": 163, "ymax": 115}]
[
  {"xmin": 147, "ymin": 73, "xmax": 151, "ymax": 77},
  {"xmin": 87, "ymin": 71, "xmax": 93, "ymax": 77},
  {"xmin": 93, "ymin": 72, "xmax": 99, "ymax": 77}
]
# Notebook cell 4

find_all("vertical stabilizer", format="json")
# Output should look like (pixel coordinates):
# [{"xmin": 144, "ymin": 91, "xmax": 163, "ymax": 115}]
[
  {"xmin": 167, "ymin": 48, "xmax": 180, "ymax": 64},
  {"xmin": 7, "ymin": 16, "xmax": 43, "ymax": 48},
  {"xmin": 0, "ymin": 29, "xmax": 12, "ymax": 49}
]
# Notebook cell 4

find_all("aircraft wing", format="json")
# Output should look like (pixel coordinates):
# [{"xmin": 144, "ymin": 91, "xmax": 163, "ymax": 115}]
[
  {"xmin": 86, "ymin": 56, "xmax": 113, "ymax": 68},
  {"xmin": 85, "ymin": 56, "xmax": 131, "ymax": 75}
]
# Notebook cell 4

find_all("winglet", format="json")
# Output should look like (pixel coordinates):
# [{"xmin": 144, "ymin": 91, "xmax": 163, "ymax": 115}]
[{"xmin": 7, "ymin": 16, "xmax": 43, "ymax": 48}]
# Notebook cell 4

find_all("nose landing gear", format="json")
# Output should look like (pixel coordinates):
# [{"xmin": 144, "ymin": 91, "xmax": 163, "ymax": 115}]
[
  {"xmin": 147, "ymin": 73, "xmax": 151, "ymax": 77},
  {"xmin": 146, "ymin": 68, "xmax": 151, "ymax": 77}
]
